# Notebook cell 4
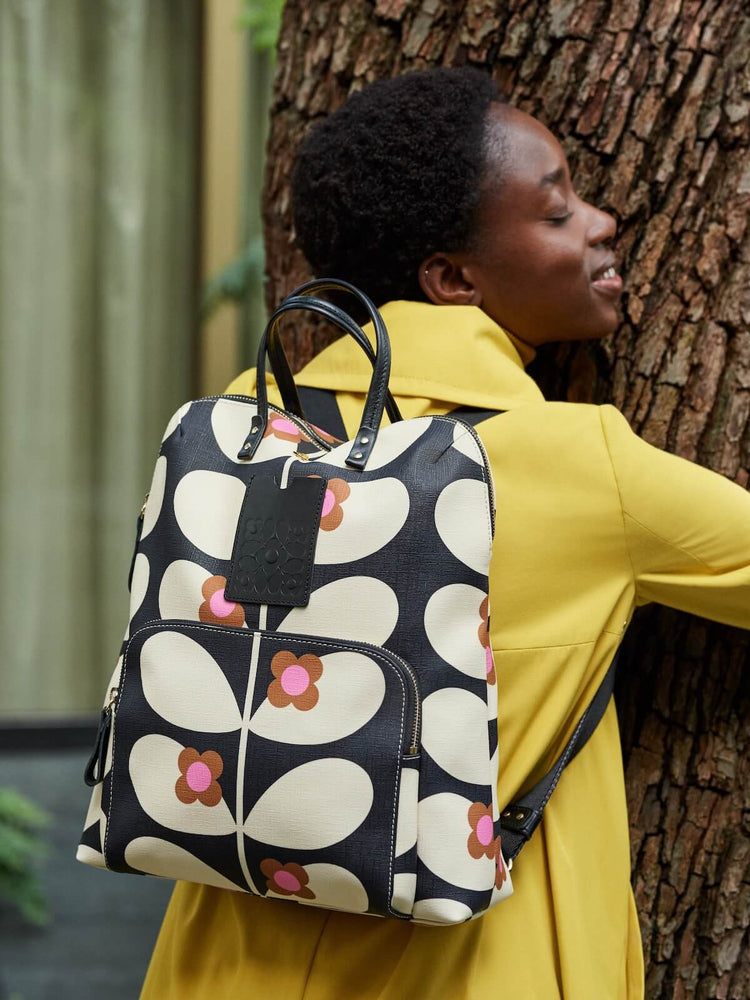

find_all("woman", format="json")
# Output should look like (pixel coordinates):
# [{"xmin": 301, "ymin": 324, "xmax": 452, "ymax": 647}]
[{"xmin": 141, "ymin": 67, "xmax": 750, "ymax": 1000}]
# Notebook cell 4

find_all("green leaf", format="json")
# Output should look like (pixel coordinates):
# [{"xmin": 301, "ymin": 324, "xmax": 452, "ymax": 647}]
[
  {"xmin": 0, "ymin": 788, "xmax": 50, "ymax": 925},
  {"xmin": 0, "ymin": 866, "xmax": 50, "ymax": 927},
  {"xmin": 200, "ymin": 238, "xmax": 266, "ymax": 319},
  {"xmin": 0, "ymin": 788, "xmax": 51, "ymax": 832},
  {"xmin": 0, "ymin": 822, "xmax": 47, "ymax": 873},
  {"xmin": 238, "ymin": 0, "xmax": 284, "ymax": 52}
]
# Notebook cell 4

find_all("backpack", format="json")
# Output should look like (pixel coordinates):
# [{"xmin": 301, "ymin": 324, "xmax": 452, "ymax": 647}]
[{"xmin": 77, "ymin": 279, "xmax": 617, "ymax": 926}]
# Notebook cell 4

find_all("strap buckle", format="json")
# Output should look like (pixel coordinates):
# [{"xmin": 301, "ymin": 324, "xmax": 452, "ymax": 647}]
[{"xmin": 500, "ymin": 805, "xmax": 534, "ymax": 832}]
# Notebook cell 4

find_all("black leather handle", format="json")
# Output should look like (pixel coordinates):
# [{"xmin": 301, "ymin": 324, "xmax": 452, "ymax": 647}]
[
  {"xmin": 293, "ymin": 277, "xmax": 389, "ymax": 344},
  {"xmin": 266, "ymin": 329, "xmax": 304, "ymax": 420},
  {"xmin": 265, "ymin": 297, "xmax": 402, "ymax": 427},
  {"xmin": 238, "ymin": 280, "xmax": 401, "ymax": 469}
]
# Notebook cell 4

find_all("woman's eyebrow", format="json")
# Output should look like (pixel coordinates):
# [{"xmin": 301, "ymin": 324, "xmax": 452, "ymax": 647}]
[{"xmin": 539, "ymin": 166, "xmax": 565, "ymax": 187}]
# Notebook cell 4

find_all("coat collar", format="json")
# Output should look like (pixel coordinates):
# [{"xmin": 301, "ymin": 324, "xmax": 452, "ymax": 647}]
[{"xmin": 294, "ymin": 301, "xmax": 545, "ymax": 411}]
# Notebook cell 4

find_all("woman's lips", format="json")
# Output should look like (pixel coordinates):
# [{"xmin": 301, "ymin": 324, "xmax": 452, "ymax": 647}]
[{"xmin": 592, "ymin": 265, "xmax": 623, "ymax": 296}]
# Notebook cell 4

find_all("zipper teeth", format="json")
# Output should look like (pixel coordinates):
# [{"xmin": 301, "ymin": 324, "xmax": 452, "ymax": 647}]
[
  {"xmin": 207, "ymin": 394, "xmax": 335, "ymax": 454},
  {"xmin": 129, "ymin": 617, "xmax": 421, "ymax": 756},
  {"xmin": 345, "ymin": 636, "xmax": 421, "ymax": 754},
  {"xmin": 442, "ymin": 417, "xmax": 496, "ymax": 536}
]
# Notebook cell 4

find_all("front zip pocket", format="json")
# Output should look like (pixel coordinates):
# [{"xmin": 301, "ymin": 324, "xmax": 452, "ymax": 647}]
[{"xmin": 103, "ymin": 620, "xmax": 421, "ymax": 918}]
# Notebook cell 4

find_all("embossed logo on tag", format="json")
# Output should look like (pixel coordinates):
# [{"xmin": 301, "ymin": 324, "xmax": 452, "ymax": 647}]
[{"xmin": 224, "ymin": 475, "xmax": 326, "ymax": 607}]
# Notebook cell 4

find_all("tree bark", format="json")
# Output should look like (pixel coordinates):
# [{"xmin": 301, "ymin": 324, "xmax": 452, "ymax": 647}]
[{"xmin": 261, "ymin": 2, "xmax": 750, "ymax": 995}]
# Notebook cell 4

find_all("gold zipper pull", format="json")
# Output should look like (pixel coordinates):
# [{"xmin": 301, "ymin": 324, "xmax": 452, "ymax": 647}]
[{"xmin": 139, "ymin": 493, "xmax": 149, "ymax": 519}]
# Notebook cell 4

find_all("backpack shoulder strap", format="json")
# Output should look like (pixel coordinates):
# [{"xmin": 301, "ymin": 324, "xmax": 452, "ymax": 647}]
[
  {"xmin": 296, "ymin": 394, "xmax": 506, "ymax": 439},
  {"xmin": 297, "ymin": 386, "xmax": 348, "ymax": 442},
  {"xmin": 499, "ymin": 651, "xmax": 619, "ymax": 861},
  {"xmin": 447, "ymin": 405, "xmax": 506, "ymax": 426}
]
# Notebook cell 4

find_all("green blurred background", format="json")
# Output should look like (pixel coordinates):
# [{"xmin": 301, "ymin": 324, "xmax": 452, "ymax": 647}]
[{"xmin": 0, "ymin": 2, "xmax": 278, "ymax": 995}]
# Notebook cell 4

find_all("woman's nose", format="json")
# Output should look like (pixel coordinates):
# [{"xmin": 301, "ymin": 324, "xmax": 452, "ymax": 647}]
[{"xmin": 587, "ymin": 204, "xmax": 617, "ymax": 245}]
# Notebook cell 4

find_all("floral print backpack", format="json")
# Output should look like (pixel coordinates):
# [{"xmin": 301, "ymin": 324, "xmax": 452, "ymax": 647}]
[{"xmin": 77, "ymin": 280, "xmax": 617, "ymax": 925}]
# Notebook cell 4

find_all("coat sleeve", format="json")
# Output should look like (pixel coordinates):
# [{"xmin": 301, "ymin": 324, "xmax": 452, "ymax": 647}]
[{"xmin": 599, "ymin": 404, "xmax": 750, "ymax": 629}]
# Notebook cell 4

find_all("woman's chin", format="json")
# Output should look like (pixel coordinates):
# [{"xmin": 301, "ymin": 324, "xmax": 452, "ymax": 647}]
[{"xmin": 578, "ymin": 307, "xmax": 621, "ymax": 340}]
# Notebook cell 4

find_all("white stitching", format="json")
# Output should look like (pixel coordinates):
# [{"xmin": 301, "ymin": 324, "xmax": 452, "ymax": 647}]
[
  {"xmin": 104, "ymin": 619, "xmax": 407, "ymax": 915},
  {"xmin": 433, "ymin": 416, "xmax": 494, "ymax": 563}
]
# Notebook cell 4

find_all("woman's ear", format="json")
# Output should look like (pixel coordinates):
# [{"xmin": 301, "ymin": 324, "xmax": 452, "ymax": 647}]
[{"xmin": 418, "ymin": 254, "xmax": 483, "ymax": 306}]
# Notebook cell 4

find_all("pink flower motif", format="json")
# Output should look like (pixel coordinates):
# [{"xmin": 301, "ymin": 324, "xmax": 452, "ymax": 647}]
[
  {"xmin": 260, "ymin": 859, "xmax": 315, "ymax": 899},
  {"xmin": 199, "ymin": 575, "xmax": 245, "ymax": 627},
  {"xmin": 467, "ymin": 801, "xmax": 498, "ymax": 861},
  {"xmin": 478, "ymin": 596, "xmax": 496, "ymax": 686},
  {"xmin": 264, "ymin": 415, "xmax": 310, "ymax": 444},
  {"xmin": 307, "ymin": 475, "xmax": 351, "ymax": 530},
  {"xmin": 319, "ymin": 478, "xmax": 350, "ymax": 531},
  {"xmin": 267, "ymin": 651, "xmax": 323, "ymax": 711},
  {"xmin": 175, "ymin": 748, "xmax": 224, "ymax": 806}
]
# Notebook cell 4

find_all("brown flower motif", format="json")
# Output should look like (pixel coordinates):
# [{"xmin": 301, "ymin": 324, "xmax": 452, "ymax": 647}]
[
  {"xmin": 260, "ymin": 859, "xmax": 315, "ymax": 899},
  {"xmin": 199, "ymin": 575, "xmax": 245, "ymax": 627},
  {"xmin": 478, "ymin": 596, "xmax": 496, "ymax": 686},
  {"xmin": 264, "ymin": 414, "xmax": 310, "ymax": 444},
  {"xmin": 319, "ymin": 478, "xmax": 351, "ymax": 531},
  {"xmin": 467, "ymin": 801, "xmax": 498, "ymax": 860},
  {"xmin": 175, "ymin": 747, "xmax": 224, "ymax": 806},
  {"xmin": 267, "ymin": 651, "xmax": 323, "ymax": 711},
  {"xmin": 494, "ymin": 843, "xmax": 507, "ymax": 890}
]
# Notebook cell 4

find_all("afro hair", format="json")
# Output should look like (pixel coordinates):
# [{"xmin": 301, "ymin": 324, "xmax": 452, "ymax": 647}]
[{"xmin": 291, "ymin": 67, "xmax": 502, "ymax": 307}]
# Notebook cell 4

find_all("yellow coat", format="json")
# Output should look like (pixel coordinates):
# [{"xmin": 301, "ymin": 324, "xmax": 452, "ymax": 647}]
[{"xmin": 141, "ymin": 302, "xmax": 750, "ymax": 1000}]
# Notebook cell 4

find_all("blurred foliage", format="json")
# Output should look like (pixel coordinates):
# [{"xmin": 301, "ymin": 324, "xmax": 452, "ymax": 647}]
[
  {"xmin": 238, "ymin": 0, "xmax": 284, "ymax": 53},
  {"xmin": 0, "ymin": 788, "xmax": 51, "ymax": 926},
  {"xmin": 201, "ymin": 236, "xmax": 265, "ymax": 318}
]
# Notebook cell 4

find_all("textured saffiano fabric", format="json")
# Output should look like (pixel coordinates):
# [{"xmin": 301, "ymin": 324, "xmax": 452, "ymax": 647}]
[
  {"xmin": 140, "ymin": 301, "xmax": 750, "ymax": 1000},
  {"xmin": 77, "ymin": 382, "xmax": 511, "ymax": 920}
]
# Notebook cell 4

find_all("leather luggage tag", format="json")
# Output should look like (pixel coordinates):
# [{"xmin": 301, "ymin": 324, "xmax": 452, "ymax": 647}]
[{"xmin": 225, "ymin": 474, "xmax": 327, "ymax": 607}]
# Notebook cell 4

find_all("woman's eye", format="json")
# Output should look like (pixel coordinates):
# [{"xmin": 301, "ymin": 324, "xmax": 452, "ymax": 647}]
[{"xmin": 547, "ymin": 212, "xmax": 572, "ymax": 226}]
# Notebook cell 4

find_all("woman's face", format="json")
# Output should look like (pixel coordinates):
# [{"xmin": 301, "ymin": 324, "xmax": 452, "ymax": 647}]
[{"xmin": 421, "ymin": 105, "xmax": 622, "ymax": 347}]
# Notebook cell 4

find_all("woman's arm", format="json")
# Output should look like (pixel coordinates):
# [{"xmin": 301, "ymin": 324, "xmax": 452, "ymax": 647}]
[{"xmin": 599, "ymin": 404, "xmax": 750, "ymax": 629}]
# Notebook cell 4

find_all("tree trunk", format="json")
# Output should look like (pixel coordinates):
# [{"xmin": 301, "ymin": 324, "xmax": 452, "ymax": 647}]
[{"xmin": 261, "ymin": 3, "xmax": 750, "ymax": 995}]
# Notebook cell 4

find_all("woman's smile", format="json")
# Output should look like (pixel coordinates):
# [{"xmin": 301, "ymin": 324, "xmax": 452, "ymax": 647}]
[{"xmin": 591, "ymin": 259, "xmax": 623, "ymax": 296}]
